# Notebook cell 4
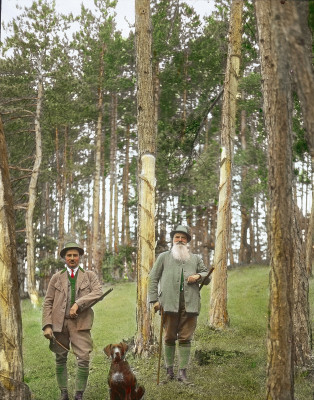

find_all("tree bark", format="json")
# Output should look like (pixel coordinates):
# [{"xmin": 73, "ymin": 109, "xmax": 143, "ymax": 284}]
[
  {"xmin": 255, "ymin": 0, "xmax": 301, "ymax": 397},
  {"xmin": 135, "ymin": 0, "xmax": 156, "ymax": 355},
  {"xmin": 209, "ymin": 0, "xmax": 243, "ymax": 329},
  {"xmin": 92, "ymin": 43, "xmax": 106, "ymax": 278},
  {"xmin": 26, "ymin": 78, "xmax": 43, "ymax": 306},
  {"xmin": 0, "ymin": 117, "xmax": 31, "ymax": 399}
]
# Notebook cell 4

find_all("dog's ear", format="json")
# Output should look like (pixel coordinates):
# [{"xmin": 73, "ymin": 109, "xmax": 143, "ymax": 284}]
[
  {"xmin": 103, "ymin": 344, "xmax": 112, "ymax": 357},
  {"xmin": 120, "ymin": 342, "xmax": 129, "ymax": 353}
]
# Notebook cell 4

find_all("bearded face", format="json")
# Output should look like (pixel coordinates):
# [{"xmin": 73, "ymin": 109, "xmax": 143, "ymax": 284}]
[{"xmin": 171, "ymin": 238, "xmax": 190, "ymax": 261}]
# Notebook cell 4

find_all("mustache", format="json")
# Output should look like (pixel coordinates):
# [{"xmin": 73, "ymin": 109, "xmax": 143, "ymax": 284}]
[{"xmin": 174, "ymin": 242, "xmax": 187, "ymax": 246}]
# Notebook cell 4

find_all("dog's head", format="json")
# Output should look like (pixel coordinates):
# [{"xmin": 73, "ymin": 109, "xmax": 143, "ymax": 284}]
[{"xmin": 104, "ymin": 342, "xmax": 129, "ymax": 362}]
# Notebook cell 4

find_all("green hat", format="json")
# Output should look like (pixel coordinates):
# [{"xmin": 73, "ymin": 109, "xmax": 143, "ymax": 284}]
[
  {"xmin": 170, "ymin": 225, "xmax": 191, "ymax": 243},
  {"xmin": 60, "ymin": 241, "xmax": 84, "ymax": 258}
]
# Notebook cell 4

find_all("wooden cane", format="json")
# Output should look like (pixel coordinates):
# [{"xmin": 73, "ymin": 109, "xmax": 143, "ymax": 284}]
[{"xmin": 157, "ymin": 307, "xmax": 164, "ymax": 385}]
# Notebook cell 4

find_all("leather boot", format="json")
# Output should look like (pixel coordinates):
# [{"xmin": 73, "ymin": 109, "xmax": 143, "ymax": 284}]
[
  {"xmin": 178, "ymin": 369, "xmax": 192, "ymax": 385},
  {"xmin": 166, "ymin": 366, "xmax": 175, "ymax": 380},
  {"xmin": 59, "ymin": 389, "xmax": 69, "ymax": 400},
  {"xmin": 74, "ymin": 391, "xmax": 84, "ymax": 400}
]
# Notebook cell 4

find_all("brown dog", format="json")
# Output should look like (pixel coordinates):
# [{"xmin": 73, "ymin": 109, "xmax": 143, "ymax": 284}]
[{"xmin": 104, "ymin": 342, "xmax": 145, "ymax": 400}]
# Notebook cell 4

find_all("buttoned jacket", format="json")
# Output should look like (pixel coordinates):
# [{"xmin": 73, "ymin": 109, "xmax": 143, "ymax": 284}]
[
  {"xmin": 148, "ymin": 251, "xmax": 209, "ymax": 314},
  {"xmin": 42, "ymin": 267, "xmax": 103, "ymax": 332}
]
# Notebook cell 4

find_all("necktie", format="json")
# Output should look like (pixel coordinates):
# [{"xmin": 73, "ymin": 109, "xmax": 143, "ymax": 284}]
[{"xmin": 70, "ymin": 269, "xmax": 75, "ymax": 278}]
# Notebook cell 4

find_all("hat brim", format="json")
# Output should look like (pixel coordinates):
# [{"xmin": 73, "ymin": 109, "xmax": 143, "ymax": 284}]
[
  {"xmin": 170, "ymin": 230, "xmax": 191, "ymax": 242},
  {"xmin": 60, "ymin": 247, "xmax": 84, "ymax": 258}
]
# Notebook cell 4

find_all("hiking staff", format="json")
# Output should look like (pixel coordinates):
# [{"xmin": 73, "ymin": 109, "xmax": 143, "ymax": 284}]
[
  {"xmin": 157, "ymin": 307, "xmax": 164, "ymax": 385},
  {"xmin": 199, "ymin": 266, "xmax": 215, "ymax": 291}
]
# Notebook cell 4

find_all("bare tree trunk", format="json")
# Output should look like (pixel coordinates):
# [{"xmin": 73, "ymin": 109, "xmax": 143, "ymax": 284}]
[
  {"xmin": 26, "ymin": 78, "xmax": 43, "ymax": 306},
  {"xmin": 108, "ymin": 93, "xmax": 117, "ymax": 253},
  {"xmin": 238, "ymin": 95, "xmax": 251, "ymax": 264},
  {"xmin": 56, "ymin": 126, "xmax": 67, "ymax": 251},
  {"xmin": 114, "ymin": 181, "xmax": 119, "ymax": 253},
  {"xmin": 92, "ymin": 43, "xmax": 106, "ymax": 277},
  {"xmin": 0, "ymin": 117, "xmax": 31, "ymax": 399},
  {"xmin": 135, "ymin": 0, "xmax": 156, "ymax": 355},
  {"xmin": 122, "ymin": 125, "xmax": 131, "ymax": 246},
  {"xmin": 255, "ymin": 1, "xmax": 297, "ymax": 397},
  {"xmin": 209, "ymin": 0, "xmax": 243, "ymax": 329},
  {"xmin": 306, "ymin": 159, "xmax": 313, "ymax": 276}
]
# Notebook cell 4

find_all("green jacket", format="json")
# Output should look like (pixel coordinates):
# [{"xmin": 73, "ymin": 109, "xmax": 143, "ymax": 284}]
[{"xmin": 148, "ymin": 251, "xmax": 209, "ymax": 314}]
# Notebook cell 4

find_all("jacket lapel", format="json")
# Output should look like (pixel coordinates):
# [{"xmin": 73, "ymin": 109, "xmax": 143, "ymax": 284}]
[
  {"xmin": 60, "ymin": 269, "xmax": 69, "ymax": 295},
  {"xmin": 76, "ymin": 268, "xmax": 86, "ymax": 293}
]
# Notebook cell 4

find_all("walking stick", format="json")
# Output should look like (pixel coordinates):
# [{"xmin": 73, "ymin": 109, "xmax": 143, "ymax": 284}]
[{"xmin": 157, "ymin": 307, "xmax": 164, "ymax": 385}]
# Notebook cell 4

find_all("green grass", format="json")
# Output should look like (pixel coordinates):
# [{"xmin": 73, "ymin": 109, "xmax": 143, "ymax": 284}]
[{"xmin": 22, "ymin": 266, "xmax": 314, "ymax": 399}]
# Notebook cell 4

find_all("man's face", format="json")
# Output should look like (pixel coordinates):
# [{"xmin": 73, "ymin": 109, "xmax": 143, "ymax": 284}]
[
  {"xmin": 65, "ymin": 249, "xmax": 80, "ymax": 269},
  {"xmin": 173, "ymin": 233, "xmax": 188, "ymax": 245}
]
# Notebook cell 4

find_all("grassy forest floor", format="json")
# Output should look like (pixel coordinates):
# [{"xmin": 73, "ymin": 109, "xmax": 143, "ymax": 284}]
[{"xmin": 22, "ymin": 265, "xmax": 314, "ymax": 400}]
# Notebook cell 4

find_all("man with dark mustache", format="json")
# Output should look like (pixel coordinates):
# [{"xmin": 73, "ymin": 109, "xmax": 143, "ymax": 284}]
[
  {"xmin": 42, "ymin": 241, "xmax": 103, "ymax": 400},
  {"xmin": 148, "ymin": 225, "xmax": 210, "ymax": 384}
]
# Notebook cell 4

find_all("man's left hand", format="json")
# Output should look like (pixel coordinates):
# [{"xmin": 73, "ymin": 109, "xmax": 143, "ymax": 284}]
[
  {"xmin": 70, "ymin": 303, "xmax": 79, "ymax": 318},
  {"xmin": 187, "ymin": 274, "xmax": 201, "ymax": 284}
]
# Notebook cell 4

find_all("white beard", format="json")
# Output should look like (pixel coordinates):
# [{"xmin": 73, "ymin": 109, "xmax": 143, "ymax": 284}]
[{"xmin": 171, "ymin": 243, "xmax": 190, "ymax": 262}]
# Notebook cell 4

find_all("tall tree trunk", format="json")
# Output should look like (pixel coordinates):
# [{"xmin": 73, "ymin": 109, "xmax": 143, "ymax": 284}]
[
  {"xmin": 108, "ymin": 92, "xmax": 118, "ymax": 253},
  {"xmin": 26, "ymin": 78, "xmax": 43, "ymax": 306},
  {"xmin": 92, "ymin": 43, "xmax": 106, "ymax": 278},
  {"xmin": 238, "ymin": 94, "xmax": 252, "ymax": 264},
  {"xmin": 275, "ymin": 0, "xmax": 312, "ymax": 369},
  {"xmin": 255, "ymin": 1, "xmax": 297, "ymax": 397},
  {"xmin": 114, "ymin": 181, "xmax": 119, "ymax": 253},
  {"xmin": 135, "ymin": 0, "xmax": 156, "ymax": 355},
  {"xmin": 209, "ymin": 0, "xmax": 243, "ymax": 329},
  {"xmin": 56, "ymin": 126, "xmax": 67, "ymax": 251},
  {"xmin": 0, "ymin": 117, "xmax": 31, "ymax": 399},
  {"xmin": 122, "ymin": 125, "xmax": 131, "ymax": 246}
]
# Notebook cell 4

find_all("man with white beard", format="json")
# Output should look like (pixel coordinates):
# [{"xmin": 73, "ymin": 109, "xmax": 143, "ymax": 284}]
[{"xmin": 148, "ymin": 225, "xmax": 210, "ymax": 384}]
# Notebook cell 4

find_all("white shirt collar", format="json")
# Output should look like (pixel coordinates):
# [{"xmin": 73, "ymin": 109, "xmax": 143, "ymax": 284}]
[{"xmin": 66, "ymin": 266, "xmax": 79, "ymax": 275}]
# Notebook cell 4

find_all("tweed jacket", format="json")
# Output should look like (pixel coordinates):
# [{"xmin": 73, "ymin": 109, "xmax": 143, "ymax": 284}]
[
  {"xmin": 42, "ymin": 267, "xmax": 103, "ymax": 332},
  {"xmin": 148, "ymin": 251, "xmax": 209, "ymax": 314}
]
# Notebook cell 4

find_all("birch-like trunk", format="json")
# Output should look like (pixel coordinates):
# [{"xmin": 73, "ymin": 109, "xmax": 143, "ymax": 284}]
[
  {"xmin": 209, "ymin": 0, "xmax": 243, "ymax": 329},
  {"xmin": 92, "ymin": 43, "xmax": 105, "ymax": 278},
  {"xmin": 122, "ymin": 125, "xmax": 130, "ymax": 246},
  {"xmin": 0, "ymin": 118, "xmax": 31, "ymax": 399},
  {"xmin": 26, "ymin": 78, "xmax": 43, "ymax": 306},
  {"xmin": 135, "ymin": 0, "xmax": 156, "ymax": 355}
]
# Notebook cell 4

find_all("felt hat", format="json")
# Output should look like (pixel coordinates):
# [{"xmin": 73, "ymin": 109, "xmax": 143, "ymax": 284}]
[
  {"xmin": 170, "ymin": 225, "xmax": 191, "ymax": 243},
  {"xmin": 60, "ymin": 241, "xmax": 84, "ymax": 258}
]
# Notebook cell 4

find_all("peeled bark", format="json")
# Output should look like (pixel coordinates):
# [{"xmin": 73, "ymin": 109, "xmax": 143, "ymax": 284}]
[
  {"xmin": 135, "ymin": 0, "xmax": 156, "ymax": 355},
  {"xmin": 209, "ymin": 0, "xmax": 243, "ymax": 329},
  {"xmin": 0, "ymin": 117, "xmax": 31, "ymax": 399}
]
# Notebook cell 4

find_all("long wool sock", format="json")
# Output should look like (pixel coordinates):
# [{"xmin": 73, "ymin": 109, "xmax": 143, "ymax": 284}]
[
  {"xmin": 164, "ymin": 343, "xmax": 176, "ymax": 367},
  {"xmin": 56, "ymin": 363, "xmax": 68, "ymax": 390},
  {"xmin": 75, "ymin": 366, "xmax": 89, "ymax": 392},
  {"xmin": 178, "ymin": 343, "xmax": 191, "ymax": 369}
]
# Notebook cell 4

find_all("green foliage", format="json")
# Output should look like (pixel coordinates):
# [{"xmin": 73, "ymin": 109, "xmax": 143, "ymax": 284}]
[{"xmin": 102, "ymin": 245, "xmax": 136, "ymax": 282}]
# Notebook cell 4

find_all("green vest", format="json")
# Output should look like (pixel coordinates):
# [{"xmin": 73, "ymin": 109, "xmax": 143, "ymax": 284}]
[{"xmin": 68, "ymin": 270, "xmax": 78, "ymax": 305}]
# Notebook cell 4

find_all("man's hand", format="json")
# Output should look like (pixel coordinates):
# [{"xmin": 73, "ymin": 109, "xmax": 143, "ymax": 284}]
[
  {"xmin": 153, "ymin": 301, "xmax": 160, "ymax": 313},
  {"xmin": 43, "ymin": 325, "xmax": 53, "ymax": 340},
  {"xmin": 187, "ymin": 274, "xmax": 201, "ymax": 284},
  {"xmin": 70, "ymin": 303, "xmax": 79, "ymax": 318}
]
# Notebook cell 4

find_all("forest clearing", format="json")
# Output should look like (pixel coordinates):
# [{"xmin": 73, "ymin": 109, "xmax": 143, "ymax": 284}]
[
  {"xmin": 22, "ymin": 266, "xmax": 314, "ymax": 400},
  {"xmin": 0, "ymin": 0, "xmax": 313, "ymax": 399}
]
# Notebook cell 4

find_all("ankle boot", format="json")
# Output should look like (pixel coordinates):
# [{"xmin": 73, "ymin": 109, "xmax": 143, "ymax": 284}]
[
  {"xmin": 59, "ymin": 389, "xmax": 69, "ymax": 400},
  {"xmin": 178, "ymin": 369, "xmax": 192, "ymax": 385},
  {"xmin": 74, "ymin": 391, "xmax": 84, "ymax": 400},
  {"xmin": 166, "ymin": 366, "xmax": 175, "ymax": 380}
]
